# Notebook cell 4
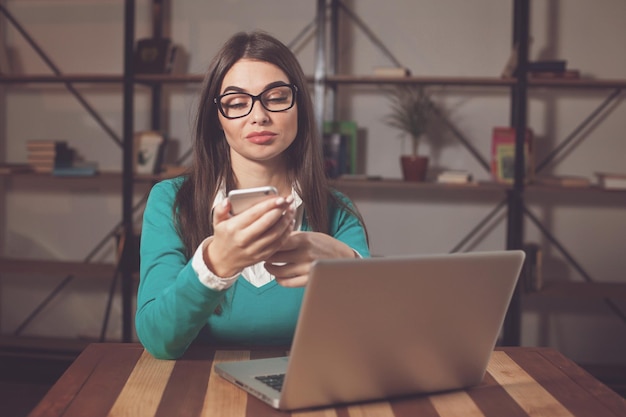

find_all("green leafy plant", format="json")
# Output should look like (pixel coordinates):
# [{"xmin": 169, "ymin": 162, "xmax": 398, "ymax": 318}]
[{"xmin": 384, "ymin": 85, "xmax": 437, "ymax": 157}]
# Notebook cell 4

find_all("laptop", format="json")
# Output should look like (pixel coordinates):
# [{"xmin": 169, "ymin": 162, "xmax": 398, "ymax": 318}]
[{"xmin": 215, "ymin": 250, "xmax": 525, "ymax": 410}]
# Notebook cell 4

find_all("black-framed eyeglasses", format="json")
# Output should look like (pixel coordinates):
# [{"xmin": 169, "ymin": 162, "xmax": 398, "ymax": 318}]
[{"xmin": 214, "ymin": 84, "xmax": 298, "ymax": 119}]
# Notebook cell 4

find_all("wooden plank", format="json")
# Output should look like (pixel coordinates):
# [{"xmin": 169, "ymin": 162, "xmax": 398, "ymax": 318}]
[
  {"xmin": 468, "ymin": 372, "xmax": 529, "ymax": 417},
  {"xmin": 106, "ymin": 350, "xmax": 175, "ymax": 417},
  {"xmin": 292, "ymin": 407, "xmax": 339, "ymax": 417},
  {"xmin": 27, "ymin": 344, "xmax": 141, "ymax": 417},
  {"xmin": 153, "ymin": 348, "xmax": 214, "ymax": 417},
  {"xmin": 0, "ymin": 258, "xmax": 116, "ymax": 280},
  {"xmin": 3, "ymin": 74, "xmax": 625, "ymax": 89},
  {"xmin": 429, "ymin": 390, "xmax": 485, "ymax": 417},
  {"xmin": 528, "ymin": 78, "xmax": 626, "ymax": 89},
  {"xmin": 344, "ymin": 401, "xmax": 396, "ymax": 417},
  {"xmin": 517, "ymin": 348, "xmax": 626, "ymax": 417},
  {"xmin": 488, "ymin": 351, "xmax": 576, "ymax": 417},
  {"xmin": 331, "ymin": 178, "xmax": 508, "ymax": 192},
  {"xmin": 325, "ymin": 75, "xmax": 515, "ymax": 87},
  {"xmin": 389, "ymin": 397, "xmax": 440, "ymax": 417},
  {"xmin": 200, "ymin": 350, "xmax": 250, "ymax": 417},
  {"xmin": 63, "ymin": 344, "xmax": 143, "ymax": 417},
  {"xmin": 0, "ymin": 74, "xmax": 125, "ymax": 83}
]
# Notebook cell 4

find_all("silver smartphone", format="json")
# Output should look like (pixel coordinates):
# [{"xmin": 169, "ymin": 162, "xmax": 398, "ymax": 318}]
[{"xmin": 228, "ymin": 186, "xmax": 278, "ymax": 215}]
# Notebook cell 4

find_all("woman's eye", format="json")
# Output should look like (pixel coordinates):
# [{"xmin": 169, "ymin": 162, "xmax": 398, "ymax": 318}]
[
  {"xmin": 266, "ymin": 94, "xmax": 288, "ymax": 103},
  {"xmin": 225, "ymin": 102, "xmax": 248, "ymax": 109},
  {"xmin": 223, "ymin": 96, "xmax": 250, "ymax": 109},
  {"xmin": 267, "ymin": 98, "xmax": 287, "ymax": 105}
]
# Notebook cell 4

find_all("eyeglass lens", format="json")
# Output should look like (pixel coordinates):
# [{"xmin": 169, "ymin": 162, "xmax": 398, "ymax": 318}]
[{"xmin": 218, "ymin": 85, "xmax": 295, "ymax": 119}]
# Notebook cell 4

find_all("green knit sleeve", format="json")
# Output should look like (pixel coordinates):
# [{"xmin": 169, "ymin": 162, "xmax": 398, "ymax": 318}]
[
  {"xmin": 135, "ymin": 179, "xmax": 224, "ymax": 359},
  {"xmin": 328, "ymin": 191, "xmax": 370, "ymax": 258}
]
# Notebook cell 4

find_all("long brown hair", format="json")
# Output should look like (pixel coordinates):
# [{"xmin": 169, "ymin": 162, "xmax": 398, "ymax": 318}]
[{"xmin": 174, "ymin": 31, "xmax": 364, "ymax": 257}]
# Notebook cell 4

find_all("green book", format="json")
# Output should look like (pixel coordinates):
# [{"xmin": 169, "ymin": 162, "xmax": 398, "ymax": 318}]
[{"xmin": 323, "ymin": 121, "xmax": 358, "ymax": 175}]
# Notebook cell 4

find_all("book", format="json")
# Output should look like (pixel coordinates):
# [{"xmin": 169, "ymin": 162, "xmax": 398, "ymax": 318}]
[
  {"xmin": 134, "ymin": 38, "xmax": 175, "ymax": 74},
  {"xmin": 26, "ymin": 139, "xmax": 68, "ymax": 151},
  {"xmin": 528, "ymin": 60, "xmax": 567, "ymax": 72},
  {"xmin": 323, "ymin": 132, "xmax": 349, "ymax": 179},
  {"xmin": 534, "ymin": 175, "xmax": 591, "ymax": 188},
  {"xmin": 323, "ymin": 121, "xmax": 358, "ymax": 175},
  {"xmin": 52, "ymin": 162, "xmax": 98, "ymax": 177},
  {"xmin": 595, "ymin": 172, "xmax": 626, "ymax": 190},
  {"xmin": 436, "ymin": 170, "xmax": 473, "ymax": 184},
  {"xmin": 490, "ymin": 126, "xmax": 534, "ymax": 183},
  {"xmin": 26, "ymin": 140, "xmax": 75, "ymax": 172},
  {"xmin": 373, "ymin": 66, "xmax": 411, "ymax": 77}
]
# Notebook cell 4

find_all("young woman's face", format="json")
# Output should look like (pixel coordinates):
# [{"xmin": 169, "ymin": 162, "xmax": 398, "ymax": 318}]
[{"xmin": 217, "ymin": 59, "xmax": 298, "ymax": 167}]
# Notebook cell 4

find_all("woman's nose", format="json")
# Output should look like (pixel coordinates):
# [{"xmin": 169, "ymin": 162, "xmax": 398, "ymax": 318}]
[{"xmin": 249, "ymin": 100, "xmax": 270, "ymax": 124}]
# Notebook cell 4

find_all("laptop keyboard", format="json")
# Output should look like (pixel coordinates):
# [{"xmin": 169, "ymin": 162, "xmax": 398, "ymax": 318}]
[{"xmin": 255, "ymin": 373, "xmax": 285, "ymax": 392}]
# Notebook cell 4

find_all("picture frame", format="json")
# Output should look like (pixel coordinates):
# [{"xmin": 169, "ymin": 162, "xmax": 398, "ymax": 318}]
[{"xmin": 134, "ymin": 131, "xmax": 165, "ymax": 175}]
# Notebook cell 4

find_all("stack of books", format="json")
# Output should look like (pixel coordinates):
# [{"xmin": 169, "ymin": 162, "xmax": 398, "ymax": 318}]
[{"xmin": 26, "ymin": 140, "xmax": 74, "ymax": 173}]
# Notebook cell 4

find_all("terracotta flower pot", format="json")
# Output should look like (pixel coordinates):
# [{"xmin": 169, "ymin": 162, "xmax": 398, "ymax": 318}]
[{"xmin": 400, "ymin": 155, "xmax": 429, "ymax": 182}]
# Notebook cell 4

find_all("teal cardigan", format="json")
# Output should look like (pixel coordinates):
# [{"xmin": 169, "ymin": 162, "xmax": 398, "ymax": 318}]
[{"xmin": 136, "ymin": 177, "xmax": 370, "ymax": 359}]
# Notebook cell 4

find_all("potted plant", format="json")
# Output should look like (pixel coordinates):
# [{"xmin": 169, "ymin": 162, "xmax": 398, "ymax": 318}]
[{"xmin": 384, "ymin": 85, "xmax": 437, "ymax": 181}]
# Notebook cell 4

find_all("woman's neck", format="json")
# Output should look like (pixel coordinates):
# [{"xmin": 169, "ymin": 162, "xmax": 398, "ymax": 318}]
[{"xmin": 231, "ymin": 158, "xmax": 291, "ymax": 196}]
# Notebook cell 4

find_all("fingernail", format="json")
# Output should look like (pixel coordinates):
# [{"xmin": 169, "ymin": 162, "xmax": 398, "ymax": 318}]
[
  {"xmin": 285, "ymin": 195, "xmax": 294, "ymax": 204},
  {"xmin": 276, "ymin": 197, "xmax": 285, "ymax": 205}
]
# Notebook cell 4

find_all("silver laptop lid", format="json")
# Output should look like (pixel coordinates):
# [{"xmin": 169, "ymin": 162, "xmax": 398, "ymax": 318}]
[{"xmin": 279, "ymin": 250, "xmax": 525, "ymax": 409}]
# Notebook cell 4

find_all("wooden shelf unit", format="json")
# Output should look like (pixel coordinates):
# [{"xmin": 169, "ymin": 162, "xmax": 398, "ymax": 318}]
[{"xmin": 1, "ymin": 0, "xmax": 624, "ymax": 351}]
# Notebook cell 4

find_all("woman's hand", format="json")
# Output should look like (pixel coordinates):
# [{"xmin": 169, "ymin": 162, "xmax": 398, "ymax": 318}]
[
  {"xmin": 203, "ymin": 196, "xmax": 295, "ymax": 277},
  {"xmin": 264, "ymin": 232, "xmax": 357, "ymax": 287}
]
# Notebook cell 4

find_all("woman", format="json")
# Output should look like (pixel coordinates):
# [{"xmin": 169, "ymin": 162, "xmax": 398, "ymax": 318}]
[{"xmin": 136, "ymin": 31, "xmax": 369, "ymax": 359}]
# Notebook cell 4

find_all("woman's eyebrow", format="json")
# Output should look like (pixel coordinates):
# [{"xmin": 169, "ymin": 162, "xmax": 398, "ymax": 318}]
[{"xmin": 221, "ymin": 80, "xmax": 290, "ymax": 95}]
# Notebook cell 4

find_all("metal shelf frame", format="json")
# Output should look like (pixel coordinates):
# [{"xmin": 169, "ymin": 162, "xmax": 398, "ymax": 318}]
[{"xmin": 2, "ymin": 0, "xmax": 624, "ymax": 349}]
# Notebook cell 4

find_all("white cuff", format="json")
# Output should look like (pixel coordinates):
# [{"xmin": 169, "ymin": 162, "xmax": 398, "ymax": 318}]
[{"xmin": 191, "ymin": 237, "xmax": 240, "ymax": 291}]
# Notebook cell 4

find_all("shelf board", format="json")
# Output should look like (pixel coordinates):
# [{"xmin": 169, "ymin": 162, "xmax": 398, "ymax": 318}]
[
  {"xmin": 526, "ymin": 183, "xmax": 626, "ymax": 194},
  {"xmin": 134, "ymin": 74, "xmax": 204, "ymax": 84},
  {"xmin": 528, "ymin": 78, "xmax": 626, "ymax": 89},
  {"xmin": 0, "ymin": 74, "xmax": 125, "ymax": 84},
  {"xmin": 0, "ymin": 73, "xmax": 204, "ymax": 84},
  {"xmin": 0, "ymin": 258, "xmax": 116, "ymax": 280},
  {"xmin": 325, "ymin": 75, "xmax": 515, "ymax": 87},
  {"xmin": 0, "ymin": 169, "xmax": 184, "ymax": 184},
  {"xmin": 527, "ymin": 282, "xmax": 626, "ymax": 300},
  {"xmin": 2, "ymin": 74, "xmax": 624, "ymax": 89},
  {"xmin": 331, "ymin": 178, "xmax": 509, "ymax": 192}
]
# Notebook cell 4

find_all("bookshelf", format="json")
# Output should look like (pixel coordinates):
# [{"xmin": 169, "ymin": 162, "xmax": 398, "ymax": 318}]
[{"xmin": 0, "ymin": 0, "xmax": 624, "ymax": 360}]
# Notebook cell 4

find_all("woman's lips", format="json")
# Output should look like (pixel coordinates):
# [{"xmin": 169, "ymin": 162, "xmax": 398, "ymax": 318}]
[{"xmin": 246, "ymin": 131, "xmax": 276, "ymax": 145}]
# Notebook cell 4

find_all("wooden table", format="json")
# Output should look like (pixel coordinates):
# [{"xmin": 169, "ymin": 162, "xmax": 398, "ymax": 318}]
[{"xmin": 27, "ymin": 343, "xmax": 625, "ymax": 417}]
